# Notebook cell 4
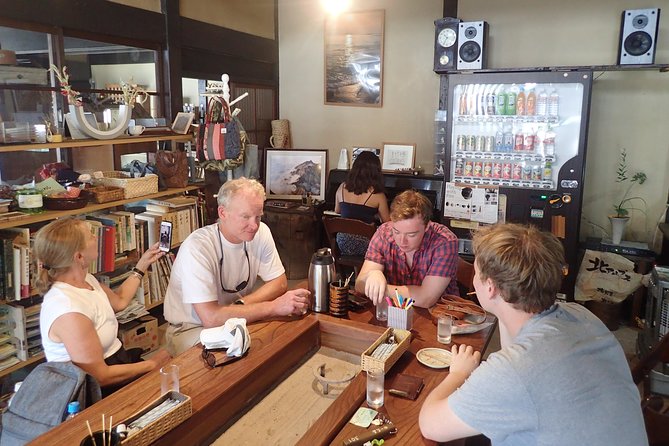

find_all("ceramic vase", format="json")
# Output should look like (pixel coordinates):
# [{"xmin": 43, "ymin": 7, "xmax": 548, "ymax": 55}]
[
  {"xmin": 67, "ymin": 104, "xmax": 132, "ymax": 140},
  {"xmin": 608, "ymin": 216, "xmax": 630, "ymax": 245}
]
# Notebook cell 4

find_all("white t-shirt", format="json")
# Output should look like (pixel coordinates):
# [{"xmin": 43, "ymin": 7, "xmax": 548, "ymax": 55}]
[
  {"xmin": 40, "ymin": 274, "xmax": 122, "ymax": 362},
  {"xmin": 164, "ymin": 222, "xmax": 285, "ymax": 326}
]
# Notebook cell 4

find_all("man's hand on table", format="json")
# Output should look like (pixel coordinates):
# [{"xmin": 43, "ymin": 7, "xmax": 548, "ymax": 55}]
[
  {"xmin": 272, "ymin": 288, "xmax": 311, "ymax": 316},
  {"xmin": 365, "ymin": 270, "xmax": 388, "ymax": 305}
]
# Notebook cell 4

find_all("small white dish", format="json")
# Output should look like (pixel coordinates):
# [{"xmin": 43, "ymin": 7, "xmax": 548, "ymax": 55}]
[{"xmin": 416, "ymin": 348, "xmax": 452, "ymax": 369}]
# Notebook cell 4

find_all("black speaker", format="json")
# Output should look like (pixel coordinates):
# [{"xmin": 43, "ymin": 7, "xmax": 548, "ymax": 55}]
[
  {"xmin": 618, "ymin": 8, "xmax": 661, "ymax": 65},
  {"xmin": 457, "ymin": 21, "xmax": 489, "ymax": 70},
  {"xmin": 433, "ymin": 17, "xmax": 460, "ymax": 73}
]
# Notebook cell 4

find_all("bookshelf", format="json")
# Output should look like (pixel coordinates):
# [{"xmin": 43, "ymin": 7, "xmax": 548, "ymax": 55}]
[{"xmin": 0, "ymin": 134, "xmax": 202, "ymax": 383}]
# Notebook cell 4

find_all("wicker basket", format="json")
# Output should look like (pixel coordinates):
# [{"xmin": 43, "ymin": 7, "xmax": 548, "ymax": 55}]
[
  {"xmin": 360, "ymin": 328, "xmax": 411, "ymax": 374},
  {"xmin": 121, "ymin": 391, "xmax": 192, "ymax": 446},
  {"xmin": 97, "ymin": 171, "xmax": 158, "ymax": 199},
  {"xmin": 84, "ymin": 185, "xmax": 125, "ymax": 203}
]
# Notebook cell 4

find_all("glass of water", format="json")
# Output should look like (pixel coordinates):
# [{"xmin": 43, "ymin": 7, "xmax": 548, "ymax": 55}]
[
  {"xmin": 366, "ymin": 367, "xmax": 384, "ymax": 409},
  {"xmin": 375, "ymin": 298, "xmax": 388, "ymax": 322},
  {"xmin": 437, "ymin": 315, "xmax": 453, "ymax": 344}
]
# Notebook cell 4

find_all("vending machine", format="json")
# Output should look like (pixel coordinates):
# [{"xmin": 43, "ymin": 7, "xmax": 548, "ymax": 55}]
[{"xmin": 442, "ymin": 70, "xmax": 593, "ymax": 298}]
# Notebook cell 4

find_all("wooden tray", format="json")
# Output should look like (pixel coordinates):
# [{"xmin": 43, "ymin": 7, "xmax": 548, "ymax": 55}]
[{"xmin": 360, "ymin": 328, "xmax": 411, "ymax": 374}]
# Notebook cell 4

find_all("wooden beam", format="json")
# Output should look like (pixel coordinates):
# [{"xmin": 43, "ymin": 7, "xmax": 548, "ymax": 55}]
[
  {"xmin": 0, "ymin": 0, "xmax": 165, "ymax": 44},
  {"xmin": 162, "ymin": 0, "xmax": 183, "ymax": 120}
]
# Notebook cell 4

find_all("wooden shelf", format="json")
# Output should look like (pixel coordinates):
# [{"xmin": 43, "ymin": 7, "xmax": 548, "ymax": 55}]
[
  {"xmin": 440, "ymin": 63, "xmax": 669, "ymax": 75},
  {"xmin": 145, "ymin": 300, "xmax": 164, "ymax": 311},
  {"xmin": 0, "ymin": 185, "xmax": 201, "ymax": 230},
  {"xmin": 0, "ymin": 133, "xmax": 193, "ymax": 153},
  {"xmin": 0, "ymin": 353, "xmax": 45, "ymax": 379}
]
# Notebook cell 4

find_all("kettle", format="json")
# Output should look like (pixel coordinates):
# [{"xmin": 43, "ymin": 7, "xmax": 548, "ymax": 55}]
[{"xmin": 308, "ymin": 248, "xmax": 336, "ymax": 313}]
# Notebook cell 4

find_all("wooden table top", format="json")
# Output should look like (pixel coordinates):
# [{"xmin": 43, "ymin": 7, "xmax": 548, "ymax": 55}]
[{"xmin": 31, "ymin": 304, "xmax": 496, "ymax": 446}]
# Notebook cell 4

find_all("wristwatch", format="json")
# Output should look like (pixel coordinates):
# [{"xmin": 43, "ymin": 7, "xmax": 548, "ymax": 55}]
[{"xmin": 233, "ymin": 298, "xmax": 245, "ymax": 305}]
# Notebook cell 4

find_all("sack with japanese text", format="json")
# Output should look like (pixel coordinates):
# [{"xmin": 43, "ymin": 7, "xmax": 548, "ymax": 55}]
[{"xmin": 575, "ymin": 249, "xmax": 644, "ymax": 303}]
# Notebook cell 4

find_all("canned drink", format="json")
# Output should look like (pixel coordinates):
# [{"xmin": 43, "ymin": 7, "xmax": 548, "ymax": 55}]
[
  {"xmin": 475, "ymin": 135, "xmax": 485, "ymax": 152},
  {"xmin": 454, "ymin": 158, "xmax": 464, "ymax": 176},
  {"xmin": 522, "ymin": 164, "xmax": 532, "ymax": 181},
  {"xmin": 502, "ymin": 162, "xmax": 512, "ymax": 179},
  {"xmin": 531, "ymin": 164, "xmax": 542, "ymax": 181},
  {"xmin": 492, "ymin": 162, "xmax": 502, "ymax": 178},
  {"xmin": 456, "ymin": 135, "xmax": 466, "ymax": 151},
  {"xmin": 466, "ymin": 135, "xmax": 476, "ymax": 152},
  {"xmin": 512, "ymin": 163, "xmax": 522, "ymax": 180},
  {"xmin": 473, "ymin": 161, "xmax": 483, "ymax": 177},
  {"xmin": 514, "ymin": 133, "xmax": 524, "ymax": 152},
  {"xmin": 464, "ymin": 160, "xmax": 474, "ymax": 176},
  {"xmin": 485, "ymin": 135, "xmax": 495, "ymax": 152},
  {"xmin": 482, "ymin": 161, "xmax": 493, "ymax": 178}
]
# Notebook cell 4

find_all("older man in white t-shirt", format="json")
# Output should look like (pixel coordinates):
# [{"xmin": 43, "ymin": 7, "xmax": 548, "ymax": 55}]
[{"xmin": 164, "ymin": 178, "xmax": 310, "ymax": 355}]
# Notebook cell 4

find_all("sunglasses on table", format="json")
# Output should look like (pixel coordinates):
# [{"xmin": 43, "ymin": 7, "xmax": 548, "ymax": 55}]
[{"xmin": 201, "ymin": 346, "xmax": 248, "ymax": 368}]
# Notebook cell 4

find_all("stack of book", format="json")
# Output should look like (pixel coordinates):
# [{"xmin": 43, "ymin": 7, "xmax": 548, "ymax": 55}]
[{"xmin": 135, "ymin": 196, "xmax": 200, "ymax": 246}]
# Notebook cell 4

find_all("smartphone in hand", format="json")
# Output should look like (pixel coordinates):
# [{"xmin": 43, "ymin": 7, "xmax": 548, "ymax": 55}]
[{"xmin": 159, "ymin": 221, "xmax": 173, "ymax": 252}]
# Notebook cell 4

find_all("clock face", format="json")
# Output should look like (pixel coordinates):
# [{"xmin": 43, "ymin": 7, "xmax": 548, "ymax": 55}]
[{"xmin": 438, "ymin": 28, "xmax": 457, "ymax": 48}]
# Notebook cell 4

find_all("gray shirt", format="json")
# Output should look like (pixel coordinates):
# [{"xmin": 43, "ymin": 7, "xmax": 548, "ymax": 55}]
[{"xmin": 449, "ymin": 303, "xmax": 647, "ymax": 446}]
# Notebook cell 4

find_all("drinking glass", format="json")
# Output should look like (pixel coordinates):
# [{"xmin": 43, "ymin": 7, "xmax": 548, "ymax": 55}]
[
  {"xmin": 375, "ymin": 298, "xmax": 388, "ymax": 322},
  {"xmin": 160, "ymin": 364, "xmax": 180, "ymax": 394},
  {"xmin": 366, "ymin": 367, "xmax": 384, "ymax": 409},
  {"xmin": 437, "ymin": 315, "xmax": 453, "ymax": 344}
]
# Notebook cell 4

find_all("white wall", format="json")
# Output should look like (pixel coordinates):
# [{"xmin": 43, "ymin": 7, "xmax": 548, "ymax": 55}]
[
  {"xmin": 279, "ymin": 0, "xmax": 669, "ymax": 246},
  {"xmin": 279, "ymin": 0, "xmax": 442, "ymax": 174}
]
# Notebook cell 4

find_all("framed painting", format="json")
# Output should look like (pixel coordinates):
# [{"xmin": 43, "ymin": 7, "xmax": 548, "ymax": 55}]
[
  {"xmin": 381, "ymin": 143, "xmax": 416, "ymax": 172},
  {"xmin": 324, "ymin": 10, "xmax": 385, "ymax": 107},
  {"xmin": 171, "ymin": 112, "xmax": 194, "ymax": 134},
  {"xmin": 265, "ymin": 149, "xmax": 328, "ymax": 201}
]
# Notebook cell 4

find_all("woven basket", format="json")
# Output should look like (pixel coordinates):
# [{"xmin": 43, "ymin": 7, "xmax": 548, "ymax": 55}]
[
  {"xmin": 121, "ymin": 391, "xmax": 192, "ymax": 446},
  {"xmin": 84, "ymin": 185, "xmax": 125, "ymax": 203},
  {"xmin": 97, "ymin": 171, "xmax": 158, "ymax": 199},
  {"xmin": 360, "ymin": 328, "xmax": 411, "ymax": 374}
]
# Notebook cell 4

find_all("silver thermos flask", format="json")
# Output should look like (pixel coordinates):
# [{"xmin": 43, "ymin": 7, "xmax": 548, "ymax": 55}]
[{"xmin": 308, "ymin": 248, "xmax": 336, "ymax": 313}]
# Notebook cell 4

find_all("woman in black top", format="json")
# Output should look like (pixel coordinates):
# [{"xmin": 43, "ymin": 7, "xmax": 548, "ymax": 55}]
[{"xmin": 334, "ymin": 151, "xmax": 390, "ymax": 255}]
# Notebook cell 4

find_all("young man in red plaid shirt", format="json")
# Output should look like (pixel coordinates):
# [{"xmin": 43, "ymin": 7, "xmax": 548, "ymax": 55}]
[{"xmin": 355, "ymin": 190, "xmax": 459, "ymax": 308}]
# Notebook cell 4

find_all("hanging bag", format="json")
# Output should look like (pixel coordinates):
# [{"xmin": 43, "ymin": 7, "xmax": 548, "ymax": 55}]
[
  {"xmin": 198, "ymin": 96, "xmax": 246, "ymax": 172},
  {"xmin": 201, "ymin": 98, "xmax": 225, "ymax": 161}
]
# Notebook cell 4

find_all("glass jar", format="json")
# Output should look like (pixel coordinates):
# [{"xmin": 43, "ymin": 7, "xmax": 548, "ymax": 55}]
[{"xmin": 16, "ymin": 188, "xmax": 43, "ymax": 214}]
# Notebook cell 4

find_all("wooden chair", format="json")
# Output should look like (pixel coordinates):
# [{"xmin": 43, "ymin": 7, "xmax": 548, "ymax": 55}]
[
  {"xmin": 456, "ymin": 257, "xmax": 475, "ymax": 296},
  {"xmin": 631, "ymin": 332, "xmax": 669, "ymax": 446},
  {"xmin": 322, "ymin": 216, "xmax": 377, "ymax": 275}
]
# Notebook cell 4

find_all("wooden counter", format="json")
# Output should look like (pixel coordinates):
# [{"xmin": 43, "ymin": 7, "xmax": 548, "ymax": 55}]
[{"xmin": 31, "ymin": 306, "xmax": 496, "ymax": 446}]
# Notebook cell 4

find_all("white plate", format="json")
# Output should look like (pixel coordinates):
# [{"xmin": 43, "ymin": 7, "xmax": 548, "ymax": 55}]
[
  {"xmin": 416, "ymin": 348, "xmax": 452, "ymax": 369},
  {"xmin": 452, "ymin": 320, "xmax": 494, "ymax": 335}
]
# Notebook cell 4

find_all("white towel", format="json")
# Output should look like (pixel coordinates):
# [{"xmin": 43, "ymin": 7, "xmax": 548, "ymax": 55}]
[{"xmin": 199, "ymin": 318, "xmax": 250, "ymax": 357}]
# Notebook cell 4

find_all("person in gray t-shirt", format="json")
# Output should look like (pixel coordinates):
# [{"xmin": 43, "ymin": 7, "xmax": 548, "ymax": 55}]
[{"xmin": 419, "ymin": 223, "xmax": 647, "ymax": 446}]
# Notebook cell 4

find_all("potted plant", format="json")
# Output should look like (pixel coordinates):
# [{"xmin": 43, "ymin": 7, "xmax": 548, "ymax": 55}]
[{"xmin": 609, "ymin": 148, "xmax": 648, "ymax": 244}]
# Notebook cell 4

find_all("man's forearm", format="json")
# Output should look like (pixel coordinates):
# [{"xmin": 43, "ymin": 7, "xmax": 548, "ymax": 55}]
[
  {"xmin": 242, "ymin": 275, "xmax": 287, "ymax": 305},
  {"xmin": 422, "ymin": 370, "xmax": 468, "ymax": 410}
]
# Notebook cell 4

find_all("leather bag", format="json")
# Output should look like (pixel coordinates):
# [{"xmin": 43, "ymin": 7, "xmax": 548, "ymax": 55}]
[{"xmin": 156, "ymin": 150, "xmax": 189, "ymax": 188}]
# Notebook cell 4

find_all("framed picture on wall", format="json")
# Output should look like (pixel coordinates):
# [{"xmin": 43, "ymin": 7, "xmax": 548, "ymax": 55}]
[
  {"xmin": 381, "ymin": 143, "xmax": 416, "ymax": 172},
  {"xmin": 324, "ymin": 10, "xmax": 385, "ymax": 107},
  {"xmin": 264, "ymin": 149, "xmax": 328, "ymax": 201},
  {"xmin": 351, "ymin": 147, "xmax": 382, "ymax": 163}
]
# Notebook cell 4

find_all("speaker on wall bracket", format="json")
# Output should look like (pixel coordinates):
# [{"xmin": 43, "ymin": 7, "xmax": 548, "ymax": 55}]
[
  {"xmin": 457, "ymin": 21, "xmax": 489, "ymax": 70},
  {"xmin": 617, "ymin": 8, "xmax": 661, "ymax": 65},
  {"xmin": 433, "ymin": 17, "xmax": 461, "ymax": 73}
]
